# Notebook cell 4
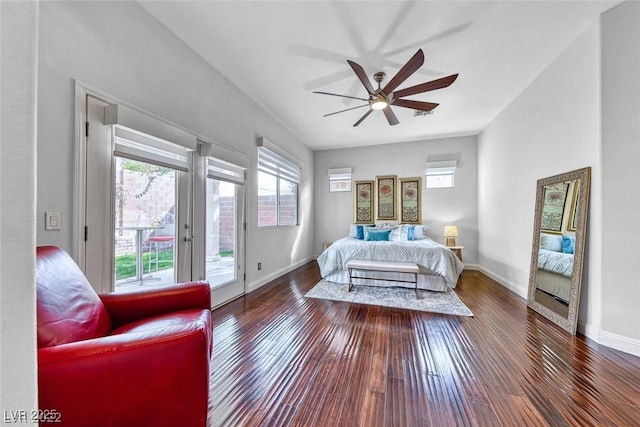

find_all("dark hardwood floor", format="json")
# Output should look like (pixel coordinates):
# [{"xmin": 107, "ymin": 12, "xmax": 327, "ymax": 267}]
[{"xmin": 207, "ymin": 262, "xmax": 640, "ymax": 426}]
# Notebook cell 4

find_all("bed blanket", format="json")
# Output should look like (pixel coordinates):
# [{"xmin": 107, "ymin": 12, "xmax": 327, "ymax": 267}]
[{"xmin": 538, "ymin": 248, "xmax": 574, "ymax": 278}]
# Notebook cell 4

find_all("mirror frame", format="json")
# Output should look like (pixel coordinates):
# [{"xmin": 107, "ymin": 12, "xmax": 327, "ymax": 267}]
[{"xmin": 527, "ymin": 167, "xmax": 591, "ymax": 334}]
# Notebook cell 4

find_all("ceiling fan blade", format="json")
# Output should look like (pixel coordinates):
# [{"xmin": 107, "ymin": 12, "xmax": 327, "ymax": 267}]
[
  {"xmin": 392, "ymin": 99, "xmax": 439, "ymax": 112},
  {"xmin": 312, "ymin": 91, "xmax": 370, "ymax": 101},
  {"xmin": 347, "ymin": 60, "xmax": 375, "ymax": 95},
  {"xmin": 323, "ymin": 104, "xmax": 369, "ymax": 117},
  {"xmin": 383, "ymin": 106, "xmax": 400, "ymax": 126},
  {"xmin": 381, "ymin": 49, "xmax": 424, "ymax": 95},
  {"xmin": 392, "ymin": 74, "xmax": 458, "ymax": 99},
  {"xmin": 353, "ymin": 109, "xmax": 373, "ymax": 127}
]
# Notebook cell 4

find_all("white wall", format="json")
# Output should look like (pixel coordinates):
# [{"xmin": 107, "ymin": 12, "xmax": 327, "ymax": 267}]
[
  {"xmin": 37, "ymin": 1, "xmax": 314, "ymax": 289},
  {"xmin": 0, "ymin": 0, "xmax": 38, "ymax": 417},
  {"xmin": 314, "ymin": 136, "xmax": 478, "ymax": 264},
  {"xmin": 478, "ymin": 23, "xmax": 602, "ymax": 315},
  {"xmin": 600, "ymin": 2, "xmax": 640, "ymax": 346},
  {"xmin": 479, "ymin": 4, "xmax": 640, "ymax": 357}
]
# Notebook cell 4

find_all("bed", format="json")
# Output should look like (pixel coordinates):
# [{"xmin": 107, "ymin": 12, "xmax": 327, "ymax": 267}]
[
  {"xmin": 536, "ymin": 248, "xmax": 573, "ymax": 302},
  {"xmin": 535, "ymin": 233, "xmax": 575, "ymax": 302},
  {"xmin": 317, "ymin": 235, "xmax": 464, "ymax": 292}
]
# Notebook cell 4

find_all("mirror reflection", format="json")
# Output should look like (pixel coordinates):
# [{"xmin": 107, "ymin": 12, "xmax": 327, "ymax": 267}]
[{"xmin": 528, "ymin": 167, "xmax": 590, "ymax": 334}]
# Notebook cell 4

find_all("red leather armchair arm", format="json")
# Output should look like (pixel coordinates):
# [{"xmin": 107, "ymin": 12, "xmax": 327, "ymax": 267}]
[
  {"xmin": 99, "ymin": 280, "xmax": 211, "ymax": 328},
  {"xmin": 38, "ymin": 315, "xmax": 211, "ymax": 427}
]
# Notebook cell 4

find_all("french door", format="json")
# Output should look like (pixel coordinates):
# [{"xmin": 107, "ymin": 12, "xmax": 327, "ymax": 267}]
[
  {"xmin": 82, "ymin": 94, "xmax": 245, "ymax": 305},
  {"xmin": 205, "ymin": 177, "xmax": 245, "ymax": 307},
  {"xmin": 84, "ymin": 95, "xmax": 192, "ymax": 292}
]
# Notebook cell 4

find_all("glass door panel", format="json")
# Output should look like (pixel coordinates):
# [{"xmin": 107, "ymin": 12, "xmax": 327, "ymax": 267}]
[
  {"xmin": 206, "ymin": 178, "xmax": 244, "ymax": 306},
  {"xmin": 114, "ymin": 157, "xmax": 176, "ymax": 289},
  {"xmin": 206, "ymin": 179, "xmax": 236, "ymax": 286}
]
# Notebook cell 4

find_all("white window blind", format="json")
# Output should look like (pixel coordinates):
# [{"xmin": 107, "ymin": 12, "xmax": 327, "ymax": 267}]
[
  {"xmin": 206, "ymin": 157, "xmax": 245, "ymax": 185},
  {"xmin": 258, "ymin": 147, "xmax": 300, "ymax": 184},
  {"xmin": 113, "ymin": 127, "xmax": 191, "ymax": 172},
  {"xmin": 425, "ymin": 160, "xmax": 457, "ymax": 188}
]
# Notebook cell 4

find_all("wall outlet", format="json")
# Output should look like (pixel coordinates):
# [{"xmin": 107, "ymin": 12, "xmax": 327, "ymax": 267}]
[{"xmin": 257, "ymin": 262, "xmax": 262, "ymax": 270}]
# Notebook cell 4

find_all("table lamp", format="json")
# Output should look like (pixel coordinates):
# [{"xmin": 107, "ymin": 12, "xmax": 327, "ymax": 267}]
[{"xmin": 444, "ymin": 225, "xmax": 458, "ymax": 247}]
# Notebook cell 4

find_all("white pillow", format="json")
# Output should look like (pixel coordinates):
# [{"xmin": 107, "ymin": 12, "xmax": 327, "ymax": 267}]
[
  {"xmin": 389, "ymin": 224, "xmax": 429, "ymax": 241},
  {"xmin": 412, "ymin": 225, "xmax": 428, "ymax": 240},
  {"xmin": 390, "ymin": 227, "xmax": 402, "ymax": 241},
  {"xmin": 375, "ymin": 221, "xmax": 399, "ymax": 230},
  {"xmin": 540, "ymin": 233, "xmax": 562, "ymax": 252}
]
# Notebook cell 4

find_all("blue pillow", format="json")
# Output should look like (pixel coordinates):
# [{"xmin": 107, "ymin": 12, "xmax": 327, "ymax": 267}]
[
  {"xmin": 406, "ymin": 225, "xmax": 416, "ymax": 241},
  {"xmin": 364, "ymin": 228, "xmax": 392, "ymax": 241},
  {"xmin": 562, "ymin": 236, "xmax": 575, "ymax": 254},
  {"xmin": 355, "ymin": 225, "xmax": 365, "ymax": 240}
]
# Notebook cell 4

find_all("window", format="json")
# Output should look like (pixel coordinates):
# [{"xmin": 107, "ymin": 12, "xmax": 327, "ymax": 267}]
[
  {"xmin": 258, "ymin": 146, "xmax": 300, "ymax": 227},
  {"xmin": 328, "ymin": 168, "xmax": 352, "ymax": 192},
  {"xmin": 425, "ymin": 160, "xmax": 457, "ymax": 189}
]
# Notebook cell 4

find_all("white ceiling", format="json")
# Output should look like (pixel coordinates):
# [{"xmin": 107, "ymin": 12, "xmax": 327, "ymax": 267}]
[{"xmin": 140, "ymin": 1, "xmax": 617, "ymax": 151}]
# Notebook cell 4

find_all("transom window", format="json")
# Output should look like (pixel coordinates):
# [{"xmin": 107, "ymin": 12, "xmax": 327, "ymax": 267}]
[{"xmin": 425, "ymin": 160, "xmax": 457, "ymax": 189}]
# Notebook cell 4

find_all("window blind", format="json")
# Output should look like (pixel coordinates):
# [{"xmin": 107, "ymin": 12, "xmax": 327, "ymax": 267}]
[
  {"xmin": 327, "ymin": 167, "xmax": 352, "ymax": 181},
  {"xmin": 206, "ymin": 157, "xmax": 245, "ymax": 185},
  {"xmin": 113, "ymin": 127, "xmax": 191, "ymax": 172},
  {"xmin": 258, "ymin": 147, "xmax": 300, "ymax": 184}
]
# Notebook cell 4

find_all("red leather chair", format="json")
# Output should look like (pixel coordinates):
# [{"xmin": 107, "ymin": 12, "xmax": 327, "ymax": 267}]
[{"xmin": 36, "ymin": 246, "xmax": 212, "ymax": 427}]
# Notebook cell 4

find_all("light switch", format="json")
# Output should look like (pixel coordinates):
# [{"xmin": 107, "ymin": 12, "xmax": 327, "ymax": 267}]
[{"xmin": 45, "ymin": 212, "xmax": 62, "ymax": 231}]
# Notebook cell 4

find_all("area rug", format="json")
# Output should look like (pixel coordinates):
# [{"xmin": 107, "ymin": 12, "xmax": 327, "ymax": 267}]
[{"xmin": 305, "ymin": 280, "xmax": 473, "ymax": 317}]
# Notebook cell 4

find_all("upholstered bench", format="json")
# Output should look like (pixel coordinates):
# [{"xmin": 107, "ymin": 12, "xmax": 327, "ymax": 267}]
[{"xmin": 346, "ymin": 259, "xmax": 420, "ymax": 298}]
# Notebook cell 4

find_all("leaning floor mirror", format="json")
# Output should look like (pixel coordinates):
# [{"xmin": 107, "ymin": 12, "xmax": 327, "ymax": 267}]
[{"xmin": 527, "ymin": 167, "xmax": 591, "ymax": 334}]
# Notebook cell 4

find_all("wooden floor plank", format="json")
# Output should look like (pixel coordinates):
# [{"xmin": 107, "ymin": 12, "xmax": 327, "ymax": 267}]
[{"xmin": 207, "ymin": 263, "xmax": 640, "ymax": 427}]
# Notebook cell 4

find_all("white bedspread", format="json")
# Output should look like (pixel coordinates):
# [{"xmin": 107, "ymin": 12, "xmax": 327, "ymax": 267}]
[
  {"xmin": 317, "ymin": 237, "xmax": 464, "ymax": 288},
  {"xmin": 537, "ymin": 249, "xmax": 574, "ymax": 278}
]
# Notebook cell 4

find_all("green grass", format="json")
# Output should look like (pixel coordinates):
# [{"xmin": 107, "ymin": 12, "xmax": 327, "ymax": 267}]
[
  {"xmin": 115, "ymin": 249, "xmax": 234, "ymax": 280},
  {"xmin": 115, "ymin": 250, "xmax": 174, "ymax": 280}
]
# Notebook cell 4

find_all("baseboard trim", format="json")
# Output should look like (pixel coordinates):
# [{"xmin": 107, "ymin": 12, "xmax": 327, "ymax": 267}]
[
  {"xmin": 479, "ymin": 266, "xmax": 640, "ymax": 358},
  {"xmin": 475, "ymin": 264, "xmax": 528, "ymax": 299},
  {"xmin": 578, "ymin": 321, "xmax": 640, "ymax": 357},
  {"xmin": 247, "ymin": 256, "xmax": 315, "ymax": 293}
]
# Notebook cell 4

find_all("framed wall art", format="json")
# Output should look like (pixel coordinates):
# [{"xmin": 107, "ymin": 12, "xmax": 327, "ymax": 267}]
[
  {"xmin": 375, "ymin": 175, "xmax": 397, "ymax": 221},
  {"xmin": 399, "ymin": 177, "xmax": 422, "ymax": 224},
  {"xmin": 540, "ymin": 182, "xmax": 569, "ymax": 234},
  {"xmin": 353, "ymin": 180, "xmax": 374, "ymax": 223}
]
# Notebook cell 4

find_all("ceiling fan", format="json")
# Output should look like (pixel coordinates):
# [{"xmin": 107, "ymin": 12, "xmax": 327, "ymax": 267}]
[{"xmin": 313, "ymin": 49, "xmax": 458, "ymax": 127}]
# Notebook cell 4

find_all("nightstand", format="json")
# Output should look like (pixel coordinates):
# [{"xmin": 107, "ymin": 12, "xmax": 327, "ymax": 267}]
[{"xmin": 448, "ymin": 246, "xmax": 464, "ymax": 261}]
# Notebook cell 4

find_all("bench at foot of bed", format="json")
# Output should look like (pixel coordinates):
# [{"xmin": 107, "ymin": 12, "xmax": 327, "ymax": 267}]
[{"xmin": 346, "ymin": 259, "xmax": 420, "ymax": 299}]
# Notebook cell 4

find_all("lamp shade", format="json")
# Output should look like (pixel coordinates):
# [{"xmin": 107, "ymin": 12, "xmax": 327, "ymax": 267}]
[{"xmin": 443, "ymin": 225, "xmax": 458, "ymax": 237}]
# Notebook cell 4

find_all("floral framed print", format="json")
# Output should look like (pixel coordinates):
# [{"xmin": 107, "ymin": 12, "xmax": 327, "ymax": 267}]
[
  {"xmin": 375, "ymin": 175, "xmax": 397, "ymax": 221},
  {"xmin": 399, "ymin": 177, "xmax": 422, "ymax": 224},
  {"xmin": 354, "ymin": 180, "xmax": 374, "ymax": 223},
  {"xmin": 540, "ymin": 182, "xmax": 569, "ymax": 234}
]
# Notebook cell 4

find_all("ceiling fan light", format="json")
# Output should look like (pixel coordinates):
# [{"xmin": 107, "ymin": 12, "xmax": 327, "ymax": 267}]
[{"xmin": 371, "ymin": 100, "xmax": 388, "ymax": 110}]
